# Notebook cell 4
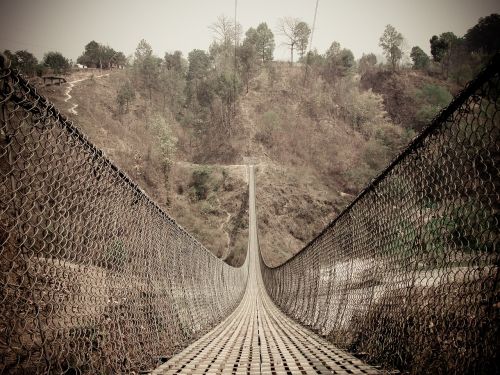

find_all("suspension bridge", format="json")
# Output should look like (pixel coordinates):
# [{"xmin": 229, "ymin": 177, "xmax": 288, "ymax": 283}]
[
  {"xmin": 0, "ymin": 55, "xmax": 499, "ymax": 374},
  {"xmin": 151, "ymin": 166, "xmax": 379, "ymax": 374}
]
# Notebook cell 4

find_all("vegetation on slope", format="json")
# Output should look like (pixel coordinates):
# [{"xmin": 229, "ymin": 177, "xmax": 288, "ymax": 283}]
[{"xmin": 19, "ymin": 12, "xmax": 499, "ymax": 266}]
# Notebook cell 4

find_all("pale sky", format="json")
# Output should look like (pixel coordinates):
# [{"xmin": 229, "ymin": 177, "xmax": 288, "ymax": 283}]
[{"xmin": 1, "ymin": 0, "xmax": 499, "ymax": 63}]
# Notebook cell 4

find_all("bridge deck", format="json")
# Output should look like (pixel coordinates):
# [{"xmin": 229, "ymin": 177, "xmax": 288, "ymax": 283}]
[{"xmin": 152, "ymin": 166, "xmax": 380, "ymax": 375}]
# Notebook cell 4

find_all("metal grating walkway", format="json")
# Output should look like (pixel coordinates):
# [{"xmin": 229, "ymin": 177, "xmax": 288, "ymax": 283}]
[{"xmin": 151, "ymin": 166, "xmax": 380, "ymax": 375}]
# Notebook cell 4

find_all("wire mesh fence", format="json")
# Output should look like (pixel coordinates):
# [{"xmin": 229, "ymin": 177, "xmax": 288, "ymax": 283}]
[
  {"xmin": 261, "ymin": 55, "xmax": 500, "ymax": 374},
  {"xmin": 0, "ymin": 59, "xmax": 248, "ymax": 374}
]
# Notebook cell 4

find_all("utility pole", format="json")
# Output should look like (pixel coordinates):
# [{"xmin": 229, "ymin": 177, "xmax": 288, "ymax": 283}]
[
  {"xmin": 233, "ymin": 0, "xmax": 238, "ymax": 123},
  {"xmin": 304, "ymin": 0, "xmax": 319, "ymax": 84}
]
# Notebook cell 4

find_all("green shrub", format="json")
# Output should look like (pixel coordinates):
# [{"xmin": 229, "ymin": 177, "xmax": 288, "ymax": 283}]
[
  {"xmin": 419, "ymin": 84, "xmax": 452, "ymax": 107},
  {"xmin": 434, "ymin": 201, "xmax": 496, "ymax": 254},
  {"xmin": 149, "ymin": 114, "xmax": 177, "ymax": 183},
  {"xmin": 337, "ymin": 84, "xmax": 387, "ymax": 129},
  {"xmin": 415, "ymin": 84, "xmax": 452, "ymax": 125},
  {"xmin": 190, "ymin": 167, "xmax": 211, "ymax": 200},
  {"xmin": 362, "ymin": 139, "xmax": 389, "ymax": 171},
  {"xmin": 343, "ymin": 163, "xmax": 376, "ymax": 192},
  {"xmin": 200, "ymin": 201, "xmax": 218, "ymax": 215},
  {"xmin": 450, "ymin": 64, "xmax": 473, "ymax": 86},
  {"xmin": 416, "ymin": 104, "xmax": 440, "ymax": 124},
  {"xmin": 255, "ymin": 110, "xmax": 280, "ymax": 146},
  {"xmin": 372, "ymin": 122, "xmax": 413, "ymax": 154}
]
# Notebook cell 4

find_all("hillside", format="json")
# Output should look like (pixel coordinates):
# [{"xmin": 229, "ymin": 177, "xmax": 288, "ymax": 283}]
[
  {"xmin": 361, "ymin": 69, "xmax": 460, "ymax": 131},
  {"xmin": 4, "ymin": 8, "xmax": 496, "ymax": 267},
  {"xmin": 36, "ymin": 70, "xmax": 249, "ymax": 265},
  {"xmin": 35, "ymin": 61, "xmax": 456, "ymax": 266}
]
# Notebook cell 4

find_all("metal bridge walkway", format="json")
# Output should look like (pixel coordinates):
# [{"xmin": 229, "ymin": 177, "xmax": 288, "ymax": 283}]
[{"xmin": 152, "ymin": 166, "xmax": 380, "ymax": 375}]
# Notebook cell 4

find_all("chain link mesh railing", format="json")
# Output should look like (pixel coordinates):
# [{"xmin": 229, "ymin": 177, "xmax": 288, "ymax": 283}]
[
  {"xmin": 0, "ymin": 58, "xmax": 248, "ymax": 374},
  {"xmin": 260, "ymin": 55, "xmax": 500, "ymax": 374}
]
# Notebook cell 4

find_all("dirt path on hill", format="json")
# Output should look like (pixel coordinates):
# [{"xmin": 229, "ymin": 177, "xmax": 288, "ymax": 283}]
[
  {"xmin": 239, "ymin": 92, "xmax": 271, "ymax": 165},
  {"xmin": 64, "ymin": 72, "xmax": 109, "ymax": 115}
]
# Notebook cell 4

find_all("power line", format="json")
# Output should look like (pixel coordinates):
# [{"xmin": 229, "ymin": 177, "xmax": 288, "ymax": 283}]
[
  {"xmin": 304, "ymin": 0, "xmax": 319, "ymax": 84},
  {"xmin": 234, "ymin": 0, "xmax": 238, "ymax": 78},
  {"xmin": 233, "ymin": 0, "xmax": 238, "ymax": 113},
  {"xmin": 309, "ymin": 0, "xmax": 320, "ymax": 54}
]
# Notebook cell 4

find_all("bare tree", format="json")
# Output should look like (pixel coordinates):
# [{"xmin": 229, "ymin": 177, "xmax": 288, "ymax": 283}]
[
  {"xmin": 277, "ymin": 18, "xmax": 310, "ymax": 64},
  {"xmin": 209, "ymin": 15, "xmax": 242, "ymax": 47},
  {"xmin": 278, "ymin": 17, "xmax": 298, "ymax": 64}
]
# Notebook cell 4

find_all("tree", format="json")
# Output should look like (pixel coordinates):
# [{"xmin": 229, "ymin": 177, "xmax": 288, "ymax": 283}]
[
  {"xmin": 303, "ymin": 49, "xmax": 324, "ymax": 66},
  {"xmin": 429, "ymin": 32, "xmax": 461, "ymax": 78},
  {"xmin": 3, "ymin": 50, "xmax": 16, "ymax": 67},
  {"xmin": 149, "ymin": 114, "xmax": 177, "ymax": 187},
  {"xmin": 158, "ymin": 68, "xmax": 186, "ymax": 114},
  {"xmin": 77, "ymin": 40, "xmax": 101, "ymax": 68},
  {"xmin": 208, "ymin": 72, "xmax": 242, "ymax": 138},
  {"xmin": 187, "ymin": 49, "xmax": 211, "ymax": 81},
  {"xmin": 237, "ymin": 41, "xmax": 257, "ymax": 92},
  {"xmin": 134, "ymin": 39, "xmax": 160, "ymax": 100},
  {"xmin": 430, "ymin": 33, "xmax": 457, "ymax": 62},
  {"xmin": 159, "ymin": 51, "xmax": 187, "ymax": 113},
  {"xmin": 116, "ymin": 81, "xmax": 135, "ymax": 113},
  {"xmin": 3, "ymin": 50, "xmax": 38, "ymax": 76},
  {"xmin": 77, "ymin": 41, "xmax": 123, "ymax": 69},
  {"xmin": 135, "ymin": 39, "xmax": 153, "ymax": 63},
  {"xmin": 214, "ymin": 72, "xmax": 240, "ymax": 110},
  {"xmin": 43, "ymin": 51, "xmax": 70, "ymax": 74},
  {"xmin": 410, "ymin": 46, "xmax": 430, "ymax": 70},
  {"xmin": 295, "ymin": 22, "xmax": 311, "ymax": 60},
  {"xmin": 464, "ymin": 13, "xmax": 500, "ymax": 55},
  {"xmin": 277, "ymin": 18, "xmax": 297, "ymax": 64},
  {"xmin": 301, "ymin": 49, "xmax": 325, "ymax": 81},
  {"xmin": 358, "ymin": 53, "xmax": 377, "ymax": 75},
  {"xmin": 209, "ymin": 15, "xmax": 241, "ymax": 47},
  {"xmin": 164, "ymin": 50, "xmax": 185, "ymax": 74},
  {"xmin": 244, "ymin": 28, "xmax": 258, "ymax": 47},
  {"xmin": 256, "ymin": 23, "xmax": 275, "ymax": 62},
  {"xmin": 430, "ymin": 35, "xmax": 446, "ymax": 62},
  {"xmin": 245, "ymin": 23, "xmax": 275, "ymax": 63},
  {"xmin": 100, "ymin": 45, "xmax": 118, "ymax": 69},
  {"xmin": 113, "ymin": 52, "xmax": 127, "ymax": 68},
  {"xmin": 208, "ymin": 15, "xmax": 242, "ymax": 74},
  {"xmin": 186, "ymin": 49, "xmax": 212, "ymax": 105},
  {"xmin": 322, "ymin": 41, "xmax": 354, "ymax": 83},
  {"xmin": 379, "ymin": 25, "xmax": 404, "ymax": 71},
  {"xmin": 277, "ymin": 18, "xmax": 310, "ymax": 64},
  {"xmin": 15, "ymin": 50, "xmax": 38, "ymax": 75}
]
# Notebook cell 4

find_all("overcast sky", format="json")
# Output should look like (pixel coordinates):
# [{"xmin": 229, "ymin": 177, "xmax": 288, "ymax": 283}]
[{"xmin": 1, "ymin": 0, "xmax": 499, "ymax": 63}]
